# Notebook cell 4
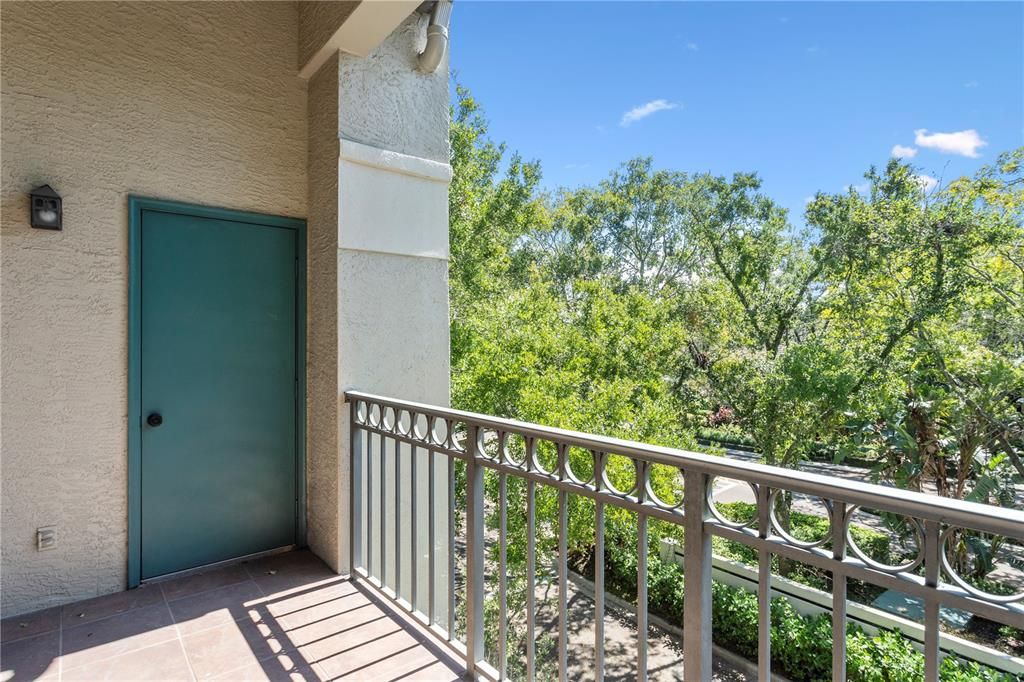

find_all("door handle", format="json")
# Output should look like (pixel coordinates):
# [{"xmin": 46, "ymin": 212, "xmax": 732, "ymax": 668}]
[{"xmin": 147, "ymin": 413, "xmax": 163, "ymax": 427}]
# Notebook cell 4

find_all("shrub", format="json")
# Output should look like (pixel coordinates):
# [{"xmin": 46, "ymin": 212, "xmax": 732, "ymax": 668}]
[{"xmin": 601, "ymin": 538, "xmax": 1018, "ymax": 682}]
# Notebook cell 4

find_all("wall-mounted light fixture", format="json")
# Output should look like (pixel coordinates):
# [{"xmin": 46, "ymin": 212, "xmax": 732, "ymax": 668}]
[{"xmin": 29, "ymin": 185, "xmax": 62, "ymax": 230}]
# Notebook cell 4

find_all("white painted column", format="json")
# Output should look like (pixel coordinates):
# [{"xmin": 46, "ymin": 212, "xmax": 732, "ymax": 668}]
[{"xmin": 305, "ymin": 12, "xmax": 450, "ymax": 617}]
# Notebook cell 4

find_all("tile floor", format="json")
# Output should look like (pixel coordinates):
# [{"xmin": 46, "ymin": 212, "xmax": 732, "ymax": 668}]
[{"xmin": 0, "ymin": 550, "xmax": 465, "ymax": 681}]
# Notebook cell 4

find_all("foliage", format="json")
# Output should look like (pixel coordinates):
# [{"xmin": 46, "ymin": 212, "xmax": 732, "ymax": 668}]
[
  {"xmin": 598, "ymin": 547, "xmax": 1019, "ymax": 682},
  {"xmin": 711, "ymin": 501, "xmax": 891, "ymax": 564},
  {"xmin": 449, "ymin": 85, "xmax": 1023, "ymax": 671}
]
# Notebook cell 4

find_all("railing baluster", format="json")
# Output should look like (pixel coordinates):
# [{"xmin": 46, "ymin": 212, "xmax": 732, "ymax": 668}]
[
  {"xmin": 526, "ymin": 472, "xmax": 537, "ymax": 682},
  {"xmin": 636, "ymin": 460, "xmax": 649, "ymax": 682},
  {"xmin": 428, "ymin": 443, "xmax": 436, "ymax": 626},
  {"xmin": 447, "ymin": 440, "xmax": 455, "ymax": 640},
  {"xmin": 636, "ymin": 512, "xmax": 648, "ymax": 682},
  {"xmin": 556, "ymin": 443, "xmax": 569, "ymax": 682},
  {"xmin": 410, "ymin": 440, "xmax": 418, "ymax": 611},
  {"xmin": 350, "ymin": 401, "xmax": 363, "ymax": 573},
  {"xmin": 465, "ymin": 425, "xmax": 485, "ymax": 675},
  {"xmin": 558, "ymin": 487, "xmax": 569, "ymax": 682},
  {"xmin": 367, "ymin": 412, "xmax": 375, "ymax": 579},
  {"xmin": 757, "ymin": 484, "xmax": 771, "ymax": 681},
  {"xmin": 499, "ymin": 470, "xmax": 508, "ymax": 680},
  {"xmin": 395, "ymin": 431, "xmax": 402, "ymax": 598},
  {"xmin": 380, "ymin": 429, "xmax": 387, "ymax": 589},
  {"xmin": 683, "ymin": 469, "xmax": 712, "ymax": 682},
  {"xmin": 832, "ymin": 501, "xmax": 847, "ymax": 682},
  {"xmin": 923, "ymin": 520, "xmax": 942, "ymax": 682},
  {"xmin": 594, "ymin": 451, "xmax": 606, "ymax": 682}
]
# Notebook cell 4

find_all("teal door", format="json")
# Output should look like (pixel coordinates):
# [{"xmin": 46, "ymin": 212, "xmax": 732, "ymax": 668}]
[{"xmin": 138, "ymin": 207, "xmax": 300, "ymax": 579}]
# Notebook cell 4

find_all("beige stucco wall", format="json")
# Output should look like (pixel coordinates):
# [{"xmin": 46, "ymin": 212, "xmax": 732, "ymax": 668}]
[
  {"xmin": 298, "ymin": 1, "xmax": 360, "ymax": 71},
  {"xmin": 305, "ymin": 52, "xmax": 343, "ymax": 573},
  {"xmin": 0, "ymin": 1, "xmax": 307, "ymax": 616}
]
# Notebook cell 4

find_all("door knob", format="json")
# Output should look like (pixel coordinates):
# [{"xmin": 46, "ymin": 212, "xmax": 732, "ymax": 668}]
[{"xmin": 147, "ymin": 413, "xmax": 163, "ymax": 427}]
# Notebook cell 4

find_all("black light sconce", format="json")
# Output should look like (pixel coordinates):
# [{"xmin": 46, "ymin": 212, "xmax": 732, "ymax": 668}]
[{"xmin": 29, "ymin": 184, "xmax": 62, "ymax": 230}]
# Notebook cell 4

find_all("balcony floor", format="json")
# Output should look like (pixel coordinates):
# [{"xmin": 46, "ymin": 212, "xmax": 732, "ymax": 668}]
[{"xmin": 0, "ymin": 550, "xmax": 465, "ymax": 681}]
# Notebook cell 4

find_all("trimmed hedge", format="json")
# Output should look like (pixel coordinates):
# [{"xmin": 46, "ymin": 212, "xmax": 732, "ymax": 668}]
[
  {"xmin": 603, "ymin": 540, "xmax": 1018, "ymax": 682},
  {"xmin": 711, "ymin": 501, "xmax": 891, "ymax": 600},
  {"xmin": 712, "ymin": 501, "xmax": 891, "ymax": 564}
]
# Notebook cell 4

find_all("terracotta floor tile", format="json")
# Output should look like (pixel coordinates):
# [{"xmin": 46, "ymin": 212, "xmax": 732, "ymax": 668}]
[
  {"xmin": 61, "ymin": 602, "xmax": 177, "ymax": 671},
  {"xmin": 364, "ymin": 647, "xmax": 464, "ymax": 682},
  {"xmin": 264, "ymin": 581, "xmax": 362, "ymax": 620},
  {"xmin": 271, "ymin": 589, "xmax": 374, "ymax": 631},
  {"xmin": 0, "ymin": 629, "xmax": 60, "ymax": 680},
  {"xmin": 61, "ymin": 584, "xmax": 165, "ymax": 627},
  {"xmin": 161, "ymin": 563, "xmax": 252, "ymax": 602},
  {"xmin": 1, "ymin": 605, "xmax": 61, "ymax": 644},
  {"xmin": 247, "ymin": 552, "xmax": 340, "ymax": 597},
  {"xmin": 383, "ymin": 659, "xmax": 465, "ymax": 682},
  {"xmin": 212, "ymin": 652, "xmax": 322, "ymax": 681},
  {"xmin": 4, "ymin": 552, "xmax": 462, "ymax": 682},
  {"xmin": 306, "ymin": 626, "xmax": 422, "ymax": 679},
  {"xmin": 62, "ymin": 638, "xmax": 194, "ymax": 682},
  {"xmin": 182, "ymin": 616, "xmax": 294, "ymax": 680},
  {"xmin": 170, "ymin": 579, "xmax": 266, "ymax": 636}
]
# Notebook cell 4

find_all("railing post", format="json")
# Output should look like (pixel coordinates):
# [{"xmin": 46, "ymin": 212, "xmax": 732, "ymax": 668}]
[
  {"xmin": 923, "ymin": 520, "xmax": 942, "ymax": 682},
  {"xmin": 683, "ymin": 470, "xmax": 712, "ymax": 682},
  {"xmin": 349, "ymin": 399, "xmax": 363, "ymax": 575},
  {"xmin": 831, "ymin": 501, "xmax": 847, "ymax": 682},
  {"xmin": 757, "ymin": 484, "xmax": 772, "ymax": 682},
  {"xmin": 465, "ymin": 425, "xmax": 485, "ymax": 676}
]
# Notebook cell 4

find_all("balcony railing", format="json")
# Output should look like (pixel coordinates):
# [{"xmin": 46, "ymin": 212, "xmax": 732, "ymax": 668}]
[{"xmin": 346, "ymin": 390, "xmax": 1024, "ymax": 681}]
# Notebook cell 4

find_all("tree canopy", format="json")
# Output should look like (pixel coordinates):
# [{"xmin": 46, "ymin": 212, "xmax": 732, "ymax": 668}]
[{"xmin": 449, "ymin": 85, "xmax": 1024, "ymax": 512}]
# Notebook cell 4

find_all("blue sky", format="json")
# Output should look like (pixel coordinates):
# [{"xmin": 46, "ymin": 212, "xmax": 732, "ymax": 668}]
[{"xmin": 449, "ymin": 1, "xmax": 1023, "ymax": 225}]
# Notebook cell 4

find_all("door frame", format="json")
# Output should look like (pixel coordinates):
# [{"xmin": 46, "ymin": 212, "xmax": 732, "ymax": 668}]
[{"xmin": 127, "ymin": 196, "xmax": 306, "ymax": 588}]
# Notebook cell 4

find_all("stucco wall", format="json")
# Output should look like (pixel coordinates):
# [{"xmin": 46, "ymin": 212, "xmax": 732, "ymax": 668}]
[
  {"xmin": 0, "ymin": 1, "xmax": 307, "ymax": 616},
  {"xmin": 335, "ymin": 13, "xmax": 451, "ymax": 607},
  {"xmin": 338, "ymin": 13, "xmax": 450, "ymax": 164},
  {"xmin": 297, "ymin": 1, "xmax": 360, "ymax": 70},
  {"xmin": 305, "ymin": 53, "xmax": 342, "ymax": 573}
]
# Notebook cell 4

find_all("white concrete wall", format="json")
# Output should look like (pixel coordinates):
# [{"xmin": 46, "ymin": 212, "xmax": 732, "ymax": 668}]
[
  {"xmin": 0, "ymin": 1, "xmax": 307, "ymax": 617},
  {"xmin": 334, "ymin": 14, "xmax": 452, "ymax": 612}
]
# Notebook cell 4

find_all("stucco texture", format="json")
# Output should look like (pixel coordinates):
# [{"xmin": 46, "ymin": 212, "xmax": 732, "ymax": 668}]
[
  {"xmin": 339, "ymin": 13, "xmax": 450, "ymax": 164},
  {"xmin": 305, "ymin": 53, "xmax": 342, "ymax": 573},
  {"xmin": 1, "ymin": 1, "xmax": 306, "ymax": 616},
  {"xmin": 298, "ymin": 1, "xmax": 360, "ymax": 71}
]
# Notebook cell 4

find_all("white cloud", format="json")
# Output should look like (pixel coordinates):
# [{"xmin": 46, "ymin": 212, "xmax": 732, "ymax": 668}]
[
  {"xmin": 846, "ymin": 183, "xmax": 869, "ymax": 194},
  {"xmin": 620, "ymin": 99, "xmax": 679, "ymax": 127},
  {"xmin": 913, "ymin": 128, "xmax": 987, "ymax": 158},
  {"xmin": 686, "ymin": 42, "xmax": 699, "ymax": 51},
  {"xmin": 891, "ymin": 144, "xmax": 918, "ymax": 159},
  {"xmin": 915, "ymin": 174, "xmax": 939, "ymax": 192},
  {"xmin": 963, "ymin": 81, "xmax": 980, "ymax": 88}
]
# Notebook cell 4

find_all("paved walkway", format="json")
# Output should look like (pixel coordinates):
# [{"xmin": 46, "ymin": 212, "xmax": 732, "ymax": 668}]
[{"xmin": 532, "ymin": 578, "xmax": 752, "ymax": 682}]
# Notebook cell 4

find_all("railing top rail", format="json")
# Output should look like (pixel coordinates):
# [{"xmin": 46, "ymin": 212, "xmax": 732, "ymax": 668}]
[{"xmin": 345, "ymin": 390, "xmax": 1024, "ymax": 539}]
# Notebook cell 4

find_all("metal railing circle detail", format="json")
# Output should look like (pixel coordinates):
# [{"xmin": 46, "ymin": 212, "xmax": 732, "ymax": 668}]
[
  {"xmin": 844, "ymin": 506, "xmax": 925, "ymax": 574},
  {"xmin": 940, "ymin": 527, "xmax": 1024, "ymax": 605},
  {"xmin": 706, "ymin": 477, "xmax": 758, "ymax": 529},
  {"xmin": 767, "ymin": 489, "xmax": 833, "ymax": 549}
]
